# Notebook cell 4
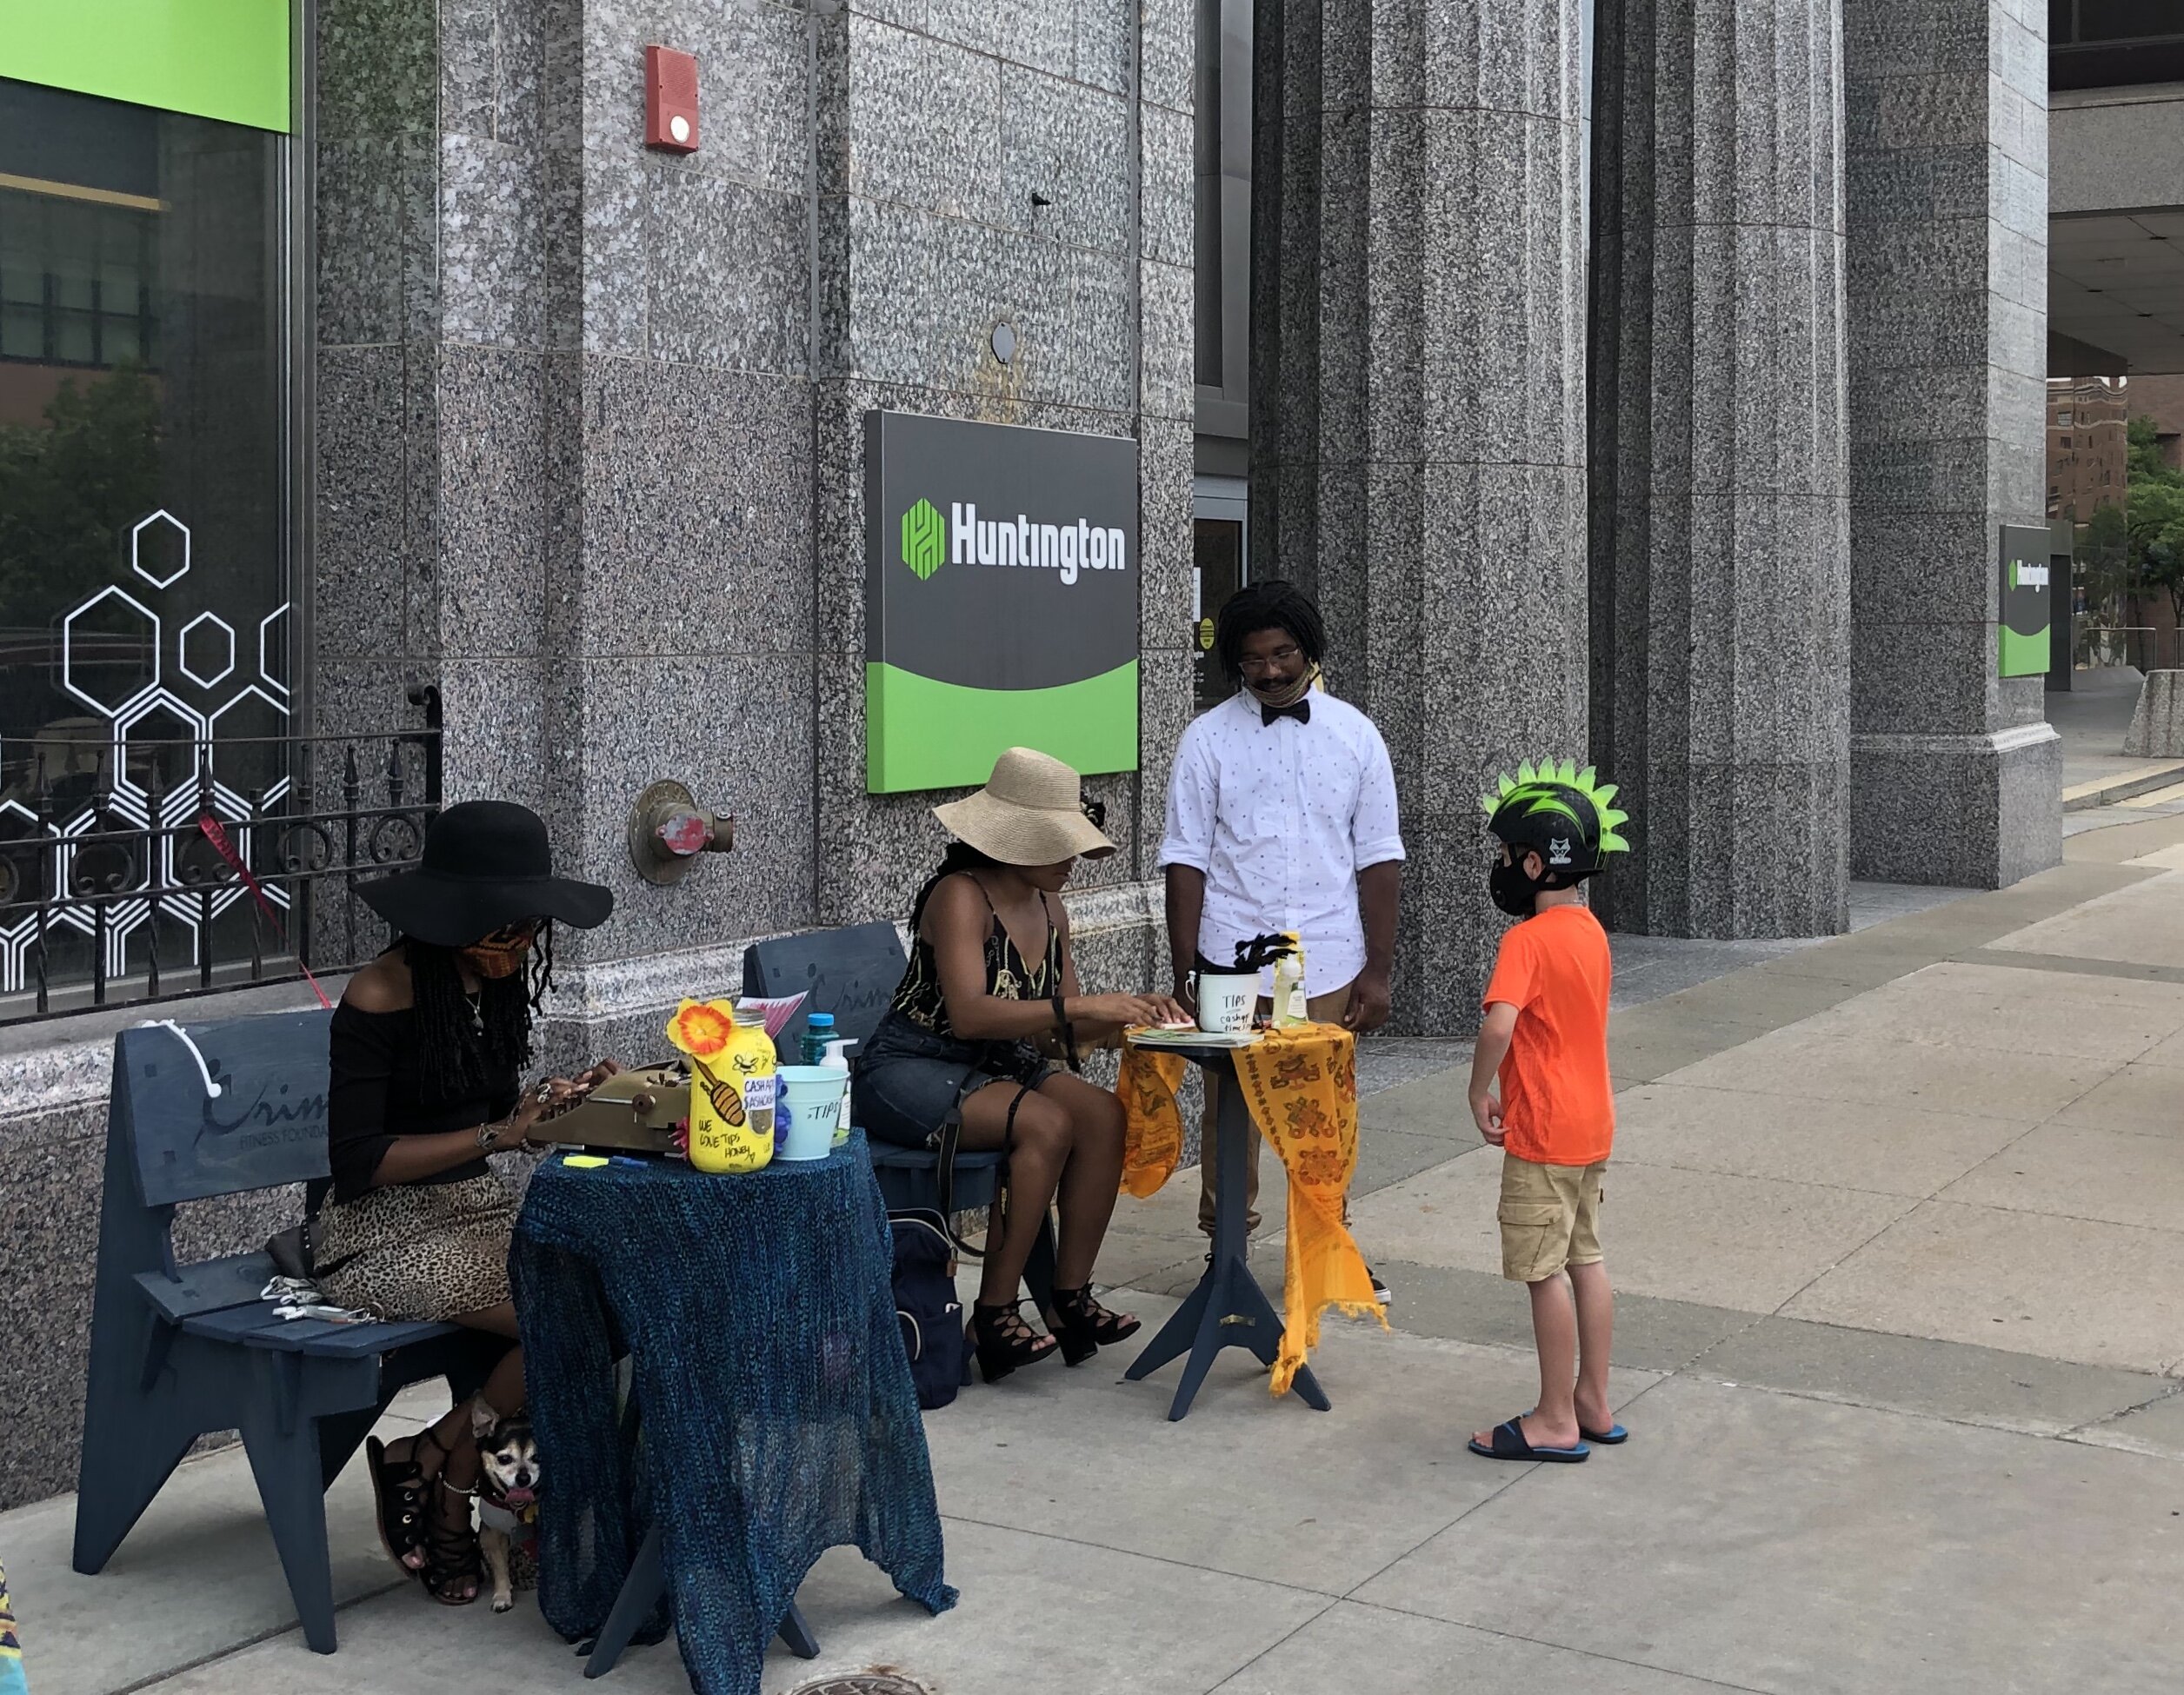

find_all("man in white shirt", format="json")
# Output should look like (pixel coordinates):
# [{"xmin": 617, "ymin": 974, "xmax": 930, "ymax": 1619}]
[{"xmin": 1159, "ymin": 581, "xmax": 1403, "ymax": 1300}]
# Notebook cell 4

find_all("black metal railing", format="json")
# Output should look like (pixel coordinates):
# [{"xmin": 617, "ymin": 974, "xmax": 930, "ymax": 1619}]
[{"xmin": 0, "ymin": 686, "xmax": 441, "ymax": 1024}]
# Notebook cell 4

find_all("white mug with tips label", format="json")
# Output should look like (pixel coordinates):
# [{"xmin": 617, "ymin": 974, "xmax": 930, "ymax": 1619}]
[{"xmin": 1187, "ymin": 970, "xmax": 1260, "ymax": 1034}]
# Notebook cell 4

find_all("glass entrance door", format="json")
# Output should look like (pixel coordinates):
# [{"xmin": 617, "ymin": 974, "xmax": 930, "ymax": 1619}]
[{"xmin": 1192, "ymin": 477, "xmax": 1248, "ymax": 711}]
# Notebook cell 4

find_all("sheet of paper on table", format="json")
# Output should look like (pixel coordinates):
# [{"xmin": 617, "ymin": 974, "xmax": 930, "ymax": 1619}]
[{"xmin": 1126, "ymin": 1026, "xmax": 1262, "ymax": 1049}]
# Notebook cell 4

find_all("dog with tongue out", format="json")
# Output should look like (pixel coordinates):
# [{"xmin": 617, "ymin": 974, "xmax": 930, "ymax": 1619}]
[{"xmin": 475, "ymin": 1412, "xmax": 542, "ymax": 1613}]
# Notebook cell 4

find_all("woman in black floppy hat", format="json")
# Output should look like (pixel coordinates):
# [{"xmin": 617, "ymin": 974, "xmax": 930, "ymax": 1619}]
[{"xmin": 315, "ymin": 800, "xmax": 614, "ymax": 1606}]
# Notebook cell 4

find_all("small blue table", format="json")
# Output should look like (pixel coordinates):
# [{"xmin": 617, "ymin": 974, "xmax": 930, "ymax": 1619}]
[
  {"xmin": 511, "ymin": 1135, "xmax": 955, "ymax": 1695},
  {"xmin": 1122, "ymin": 1044, "xmax": 1331, "ymax": 1421}
]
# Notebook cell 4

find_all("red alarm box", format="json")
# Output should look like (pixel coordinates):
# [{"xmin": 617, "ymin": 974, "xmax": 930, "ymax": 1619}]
[{"xmin": 645, "ymin": 46, "xmax": 699, "ymax": 152}]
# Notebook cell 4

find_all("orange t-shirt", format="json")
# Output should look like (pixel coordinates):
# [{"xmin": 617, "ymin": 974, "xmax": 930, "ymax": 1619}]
[{"xmin": 1482, "ymin": 903, "xmax": 1614, "ymax": 1166}]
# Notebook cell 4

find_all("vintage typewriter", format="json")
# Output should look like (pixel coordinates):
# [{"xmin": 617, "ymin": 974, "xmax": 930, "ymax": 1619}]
[{"xmin": 532, "ymin": 1060, "xmax": 690, "ymax": 1154}]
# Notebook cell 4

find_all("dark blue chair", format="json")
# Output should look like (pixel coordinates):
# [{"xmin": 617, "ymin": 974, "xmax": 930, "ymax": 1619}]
[
  {"xmin": 73, "ymin": 1011, "xmax": 500, "ymax": 1652},
  {"xmin": 742, "ymin": 923, "xmax": 1056, "ymax": 1315}
]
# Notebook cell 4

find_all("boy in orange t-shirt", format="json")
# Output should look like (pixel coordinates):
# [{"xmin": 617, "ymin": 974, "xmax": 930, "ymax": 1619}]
[{"xmin": 1466, "ymin": 761, "xmax": 1631, "ymax": 1464}]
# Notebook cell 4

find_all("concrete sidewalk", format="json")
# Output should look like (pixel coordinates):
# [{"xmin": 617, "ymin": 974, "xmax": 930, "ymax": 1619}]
[{"xmin": 13, "ymin": 812, "xmax": 2184, "ymax": 1694}]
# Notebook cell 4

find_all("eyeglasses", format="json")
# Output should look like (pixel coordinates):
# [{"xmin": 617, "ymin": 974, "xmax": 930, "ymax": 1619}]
[{"xmin": 1236, "ymin": 645, "xmax": 1302, "ymax": 675}]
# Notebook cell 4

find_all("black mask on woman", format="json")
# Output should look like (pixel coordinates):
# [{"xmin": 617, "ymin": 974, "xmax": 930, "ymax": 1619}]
[{"xmin": 1489, "ymin": 855, "xmax": 1550, "ymax": 917}]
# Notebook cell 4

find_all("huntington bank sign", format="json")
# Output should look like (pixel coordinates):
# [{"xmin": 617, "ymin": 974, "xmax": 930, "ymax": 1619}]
[
  {"xmin": 865, "ymin": 412, "xmax": 1139, "ymax": 794},
  {"xmin": 900, "ymin": 498, "xmax": 1130, "ymax": 585}
]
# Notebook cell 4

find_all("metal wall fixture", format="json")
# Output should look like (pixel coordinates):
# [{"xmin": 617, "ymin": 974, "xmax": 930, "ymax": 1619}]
[{"xmin": 627, "ymin": 780, "xmax": 735, "ymax": 885}]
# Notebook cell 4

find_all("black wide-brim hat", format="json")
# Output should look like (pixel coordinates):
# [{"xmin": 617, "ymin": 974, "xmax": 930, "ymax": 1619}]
[{"xmin": 357, "ymin": 800, "xmax": 614, "ymax": 947}]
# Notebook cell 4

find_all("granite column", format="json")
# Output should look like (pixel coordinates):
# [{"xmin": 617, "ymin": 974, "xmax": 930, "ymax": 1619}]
[
  {"xmin": 1252, "ymin": 0, "xmax": 1589, "ymax": 1031},
  {"xmin": 1841, "ymin": 0, "xmax": 2061, "ymax": 886},
  {"xmin": 1588, "ymin": 0, "xmax": 1853, "ymax": 938}
]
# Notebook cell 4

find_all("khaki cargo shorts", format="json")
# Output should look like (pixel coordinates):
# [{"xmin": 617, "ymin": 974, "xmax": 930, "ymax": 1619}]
[{"xmin": 1498, "ymin": 1154, "xmax": 1606, "ymax": 1283}]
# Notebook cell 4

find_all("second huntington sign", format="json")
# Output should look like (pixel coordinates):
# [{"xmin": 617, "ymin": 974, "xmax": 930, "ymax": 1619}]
[{"xmin": 864, "ymin": 411, "xmax": 1140, "ymax": 794}]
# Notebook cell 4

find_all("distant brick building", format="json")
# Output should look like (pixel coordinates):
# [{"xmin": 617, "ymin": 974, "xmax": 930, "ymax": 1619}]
[{"xmin": 2048, "ymin": 376, "xmax": 2129, "ymax": 522}]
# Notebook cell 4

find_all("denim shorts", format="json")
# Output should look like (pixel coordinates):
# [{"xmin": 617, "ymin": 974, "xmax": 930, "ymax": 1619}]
[{"xmin": 853, "ymin": 1012, "xmax": 1059, "ymax": 1149}]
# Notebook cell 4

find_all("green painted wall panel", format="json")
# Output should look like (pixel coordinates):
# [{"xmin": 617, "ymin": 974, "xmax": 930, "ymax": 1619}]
[
  {"xmin": 866, "ymin": 661, "xmax": 1141, "ymax": 795},
  {"xmin": 0, "ymin": 2, "xmax": 291, "ymax": 132}
]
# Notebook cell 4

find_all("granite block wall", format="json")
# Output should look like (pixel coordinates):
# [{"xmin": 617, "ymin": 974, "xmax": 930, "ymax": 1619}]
[
  {"xmin": 1841, "ymin": 0, "xmax": 2061, "ymax": 885},
  {"xmin": 805, "ymin": 0, "xmax": 1192, "ymax": 1015},
  {"xmin": 1588, "ymin": 0, "xmax": 1853, "ymax": 939},
  {"xmin": 1251, "ymin": 0, "xmax": 1590, "ymax": 1030},
  {"xmin": 3, "ymin": 0, "xmax": 1193, "ymax": 1512}
]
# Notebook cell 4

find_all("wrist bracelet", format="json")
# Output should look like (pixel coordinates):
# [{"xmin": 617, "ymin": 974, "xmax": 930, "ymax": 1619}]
[
  {"xmin": 1051, "ymin": 994, "xmax": 1081, "ymax": 1074},
  {"xmin": 476, "ymin": 1120, "xmax": 503, "ymax": 1153}
]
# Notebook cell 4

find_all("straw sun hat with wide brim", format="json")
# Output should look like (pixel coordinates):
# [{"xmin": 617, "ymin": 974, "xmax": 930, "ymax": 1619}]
[
  {"xmin": 933, "ymin": 748, "xmax": 1116, "ymax": 867},
  {"xmin": 357, "ymin": 800, "xmax": 615, "ymax": 948}
]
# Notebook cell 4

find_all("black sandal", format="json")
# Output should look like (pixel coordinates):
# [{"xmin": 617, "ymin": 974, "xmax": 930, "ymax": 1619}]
[
  {"xmin": 969, "ymin": 1299, "xmax": 1058, "ymax": 1383},
  {"xmin": 367, "ymin": 1428, "xmax": 451, "ymax": 1574},
  {"xmin": 1050, "ymin": 1285, "xmax": 1141, "ymax": 1367},
  {"xmin": 420, "ymin": 1477, "xmax": 483, "ymax": 1605}
]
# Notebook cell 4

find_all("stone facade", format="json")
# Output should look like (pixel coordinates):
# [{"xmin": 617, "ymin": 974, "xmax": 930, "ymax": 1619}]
[
  {"xmin": 0, "ymin": 0, "xmax": 1192, "ymax": 1512},
  {"xmin": 1841, "ymin": 0, "xmax": 2062, "ymax": 887},
  {"xmin": 1588, "ymin": 0, "xmax": 1853, "ymax": 938},
  {"xmin": 2, "ymin": 0, "xmax": 2072, "ymax": 1513},
  {"xmin": 1251, "ymin": 0, "xmax": 1591, "ymax": 1028}
]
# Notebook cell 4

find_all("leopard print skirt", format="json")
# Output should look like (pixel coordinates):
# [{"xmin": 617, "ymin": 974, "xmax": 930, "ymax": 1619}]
[{"xmin": 313, "ymin": 1173, "xmax": 518, "ymax": 1322}]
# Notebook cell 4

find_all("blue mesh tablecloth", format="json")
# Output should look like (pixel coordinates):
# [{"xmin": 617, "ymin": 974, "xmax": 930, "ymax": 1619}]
[{"xmin": 510, "ymin": 1134, "xmax": 956, "ymax": 1695}]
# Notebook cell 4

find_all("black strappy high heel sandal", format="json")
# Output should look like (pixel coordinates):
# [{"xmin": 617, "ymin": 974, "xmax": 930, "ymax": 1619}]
[
  {"xmin": 420, "ymin": 1476, "xmax": 483, "ymax": 1606},
  {"xmin": 969, "ymin": 1298, "xmax": 1059, "ymax": 1383},
  {"xmin": 1049, "ymin": 1285, "xmax": 1141, "ymax": 1367},
  {"xmin": 367, "ymin": 1426, "xmax": 452, "ymax": 1573}
]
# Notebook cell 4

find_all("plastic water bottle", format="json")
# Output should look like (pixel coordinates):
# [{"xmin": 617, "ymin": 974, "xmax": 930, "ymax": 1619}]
[{"xmin": 801, "ymin": 1012, "xmax": 837, "ymax": 1069}]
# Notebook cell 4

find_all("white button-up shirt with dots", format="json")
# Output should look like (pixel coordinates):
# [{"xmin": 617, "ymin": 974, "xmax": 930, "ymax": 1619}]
[{"xmin": 1158, "ymin": 686, "xmax": 1406, "ymax": 997}]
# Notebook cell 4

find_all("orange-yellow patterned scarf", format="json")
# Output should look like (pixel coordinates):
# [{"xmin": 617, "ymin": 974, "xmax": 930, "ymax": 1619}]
[{"xmin": 1117, "ymin": 1024, "xmax": 1385, "ymax": 1394}]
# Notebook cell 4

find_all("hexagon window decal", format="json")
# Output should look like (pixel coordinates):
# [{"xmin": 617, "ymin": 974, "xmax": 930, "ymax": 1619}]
[
  {"xmin": 63, "ymin": 587, "xmax": 161, "ymax": 717},
  {"xmin": 114, "ymin": 692, "xmax": 210, "ymax": 801},
  {"xmin": 178, "ymin": 613, "xmax": 237, "ymax": 689},
  {"xmin": 131, "ymin": 509, "xmax": 191, "ymax": 589},
  {"xmin": 258, "ymin": 603, "xmax": 291, "ymax": 695}
]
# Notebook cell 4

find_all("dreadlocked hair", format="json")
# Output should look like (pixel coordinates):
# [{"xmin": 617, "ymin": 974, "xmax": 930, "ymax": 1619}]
[
  {"xmin": 1214, "ymin": 579, "xmax": 1326, "ymax": 686},
  {"xmin": 405, "ymin": 925, "xmax": 554, "ymax": 1099},
  {"xmin": 909, "ymin": 842, "xmax": 1005, "ymax": 933}
]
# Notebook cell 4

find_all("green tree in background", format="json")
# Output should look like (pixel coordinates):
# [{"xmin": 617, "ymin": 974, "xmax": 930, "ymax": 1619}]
[
  {"xmin": 0, "ymin": 362, "xmax": 163, "ymax": 627},
  {"xmin": 2127, "ymin": 415, "xmax": 2184, "ymax": 641}
]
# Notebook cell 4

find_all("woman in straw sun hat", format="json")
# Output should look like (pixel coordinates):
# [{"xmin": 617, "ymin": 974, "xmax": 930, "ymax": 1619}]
[{"xmin": 856, "ymin": 748, "xmax": 1190, "ymax": 1386}]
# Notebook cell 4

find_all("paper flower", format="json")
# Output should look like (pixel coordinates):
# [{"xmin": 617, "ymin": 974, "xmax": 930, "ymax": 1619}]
[{"xmin": 666, "ymin": 998, "xmax": 736, "ymax": 1060}]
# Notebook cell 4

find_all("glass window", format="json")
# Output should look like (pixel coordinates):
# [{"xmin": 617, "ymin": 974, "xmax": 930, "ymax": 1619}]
[{"xmin": 0, "ymin": 76, "xmax": 290, "ymax": 1007}]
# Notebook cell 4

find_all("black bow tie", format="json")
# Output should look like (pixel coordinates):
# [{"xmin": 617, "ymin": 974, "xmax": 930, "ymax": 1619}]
[{"xmin": 1261, "ymin": 698, "xmax": 1311, "ymax": 727}]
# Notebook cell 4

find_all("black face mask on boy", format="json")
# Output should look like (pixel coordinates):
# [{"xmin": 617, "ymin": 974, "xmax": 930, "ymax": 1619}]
[{"xmin": 1489, "ymin": 854, "xmax": 1551, "ymax": 917}]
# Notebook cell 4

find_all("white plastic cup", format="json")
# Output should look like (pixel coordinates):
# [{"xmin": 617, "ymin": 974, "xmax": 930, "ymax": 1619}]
[
  {"xmin": 776, "ymin": 1065, "xmax": 849, "ymax": 1161},
  {"xmin": 1187, "ymin": 971, "xmax": 1259, "ymax": 1034}
]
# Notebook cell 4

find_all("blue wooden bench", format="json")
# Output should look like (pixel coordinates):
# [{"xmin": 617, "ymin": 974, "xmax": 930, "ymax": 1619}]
[
  {"xmin": 742, "ymin": 921, "xmax": 1056, "ymax": 1314},
  {"xmin": 73, "ymin": 1011, "xmax": 501, "ymax": 1652}
]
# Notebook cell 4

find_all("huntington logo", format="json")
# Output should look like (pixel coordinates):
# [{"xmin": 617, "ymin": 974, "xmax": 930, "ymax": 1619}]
[
  {"xmin": 901, "ymin": 498, "xmax": 946, "ymax": 580},
  {"xmin": 898, "ymin": 499, "xmax": 1131, "ymax": 587}
]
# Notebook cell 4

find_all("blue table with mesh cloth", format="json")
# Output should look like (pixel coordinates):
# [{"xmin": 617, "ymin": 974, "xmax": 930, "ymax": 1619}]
[{"xmin": 509, "ymin": 1133, "xmax": 956, "ymax": 1695}]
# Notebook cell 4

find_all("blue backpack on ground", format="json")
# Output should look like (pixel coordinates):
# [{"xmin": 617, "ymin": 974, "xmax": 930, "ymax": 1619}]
[{"xmin": 889, "ymin": 1209, "xmax": 966, "ymax": 1409}]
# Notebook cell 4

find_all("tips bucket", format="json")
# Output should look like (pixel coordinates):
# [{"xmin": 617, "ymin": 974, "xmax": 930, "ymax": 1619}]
[{"xmin": 775, "ymin": 1066, "xmax": 849, "ymax": 1161}]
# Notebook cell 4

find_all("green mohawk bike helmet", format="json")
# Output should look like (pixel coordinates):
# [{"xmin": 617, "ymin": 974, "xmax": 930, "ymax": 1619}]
[{"xmin": 1481, "ymin": 758, "xmax": 1633, "ymax": 883}]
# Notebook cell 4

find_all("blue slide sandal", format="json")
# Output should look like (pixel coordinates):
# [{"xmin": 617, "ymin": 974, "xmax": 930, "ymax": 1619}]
[
  {"xmin": 1468, "ymin": 1418, "xmax": 1590, "ymax": 1463},
  {"xmin": 1520, "ymin": 1406, "xmax": 1630, "ymax": 1446}
]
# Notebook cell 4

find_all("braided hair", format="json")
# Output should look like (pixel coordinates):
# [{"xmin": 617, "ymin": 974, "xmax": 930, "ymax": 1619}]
[
  {"xmin": 909, "ymin": 843, "xmax": 1004, "ymax": 934},
  {"xmin": 1214, "ymin": 579, "xmax": 1327, "ymax": 687},
  {"xmin": 405, "ymin": 924, "xmax": 554, "ymax": 1098}
]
